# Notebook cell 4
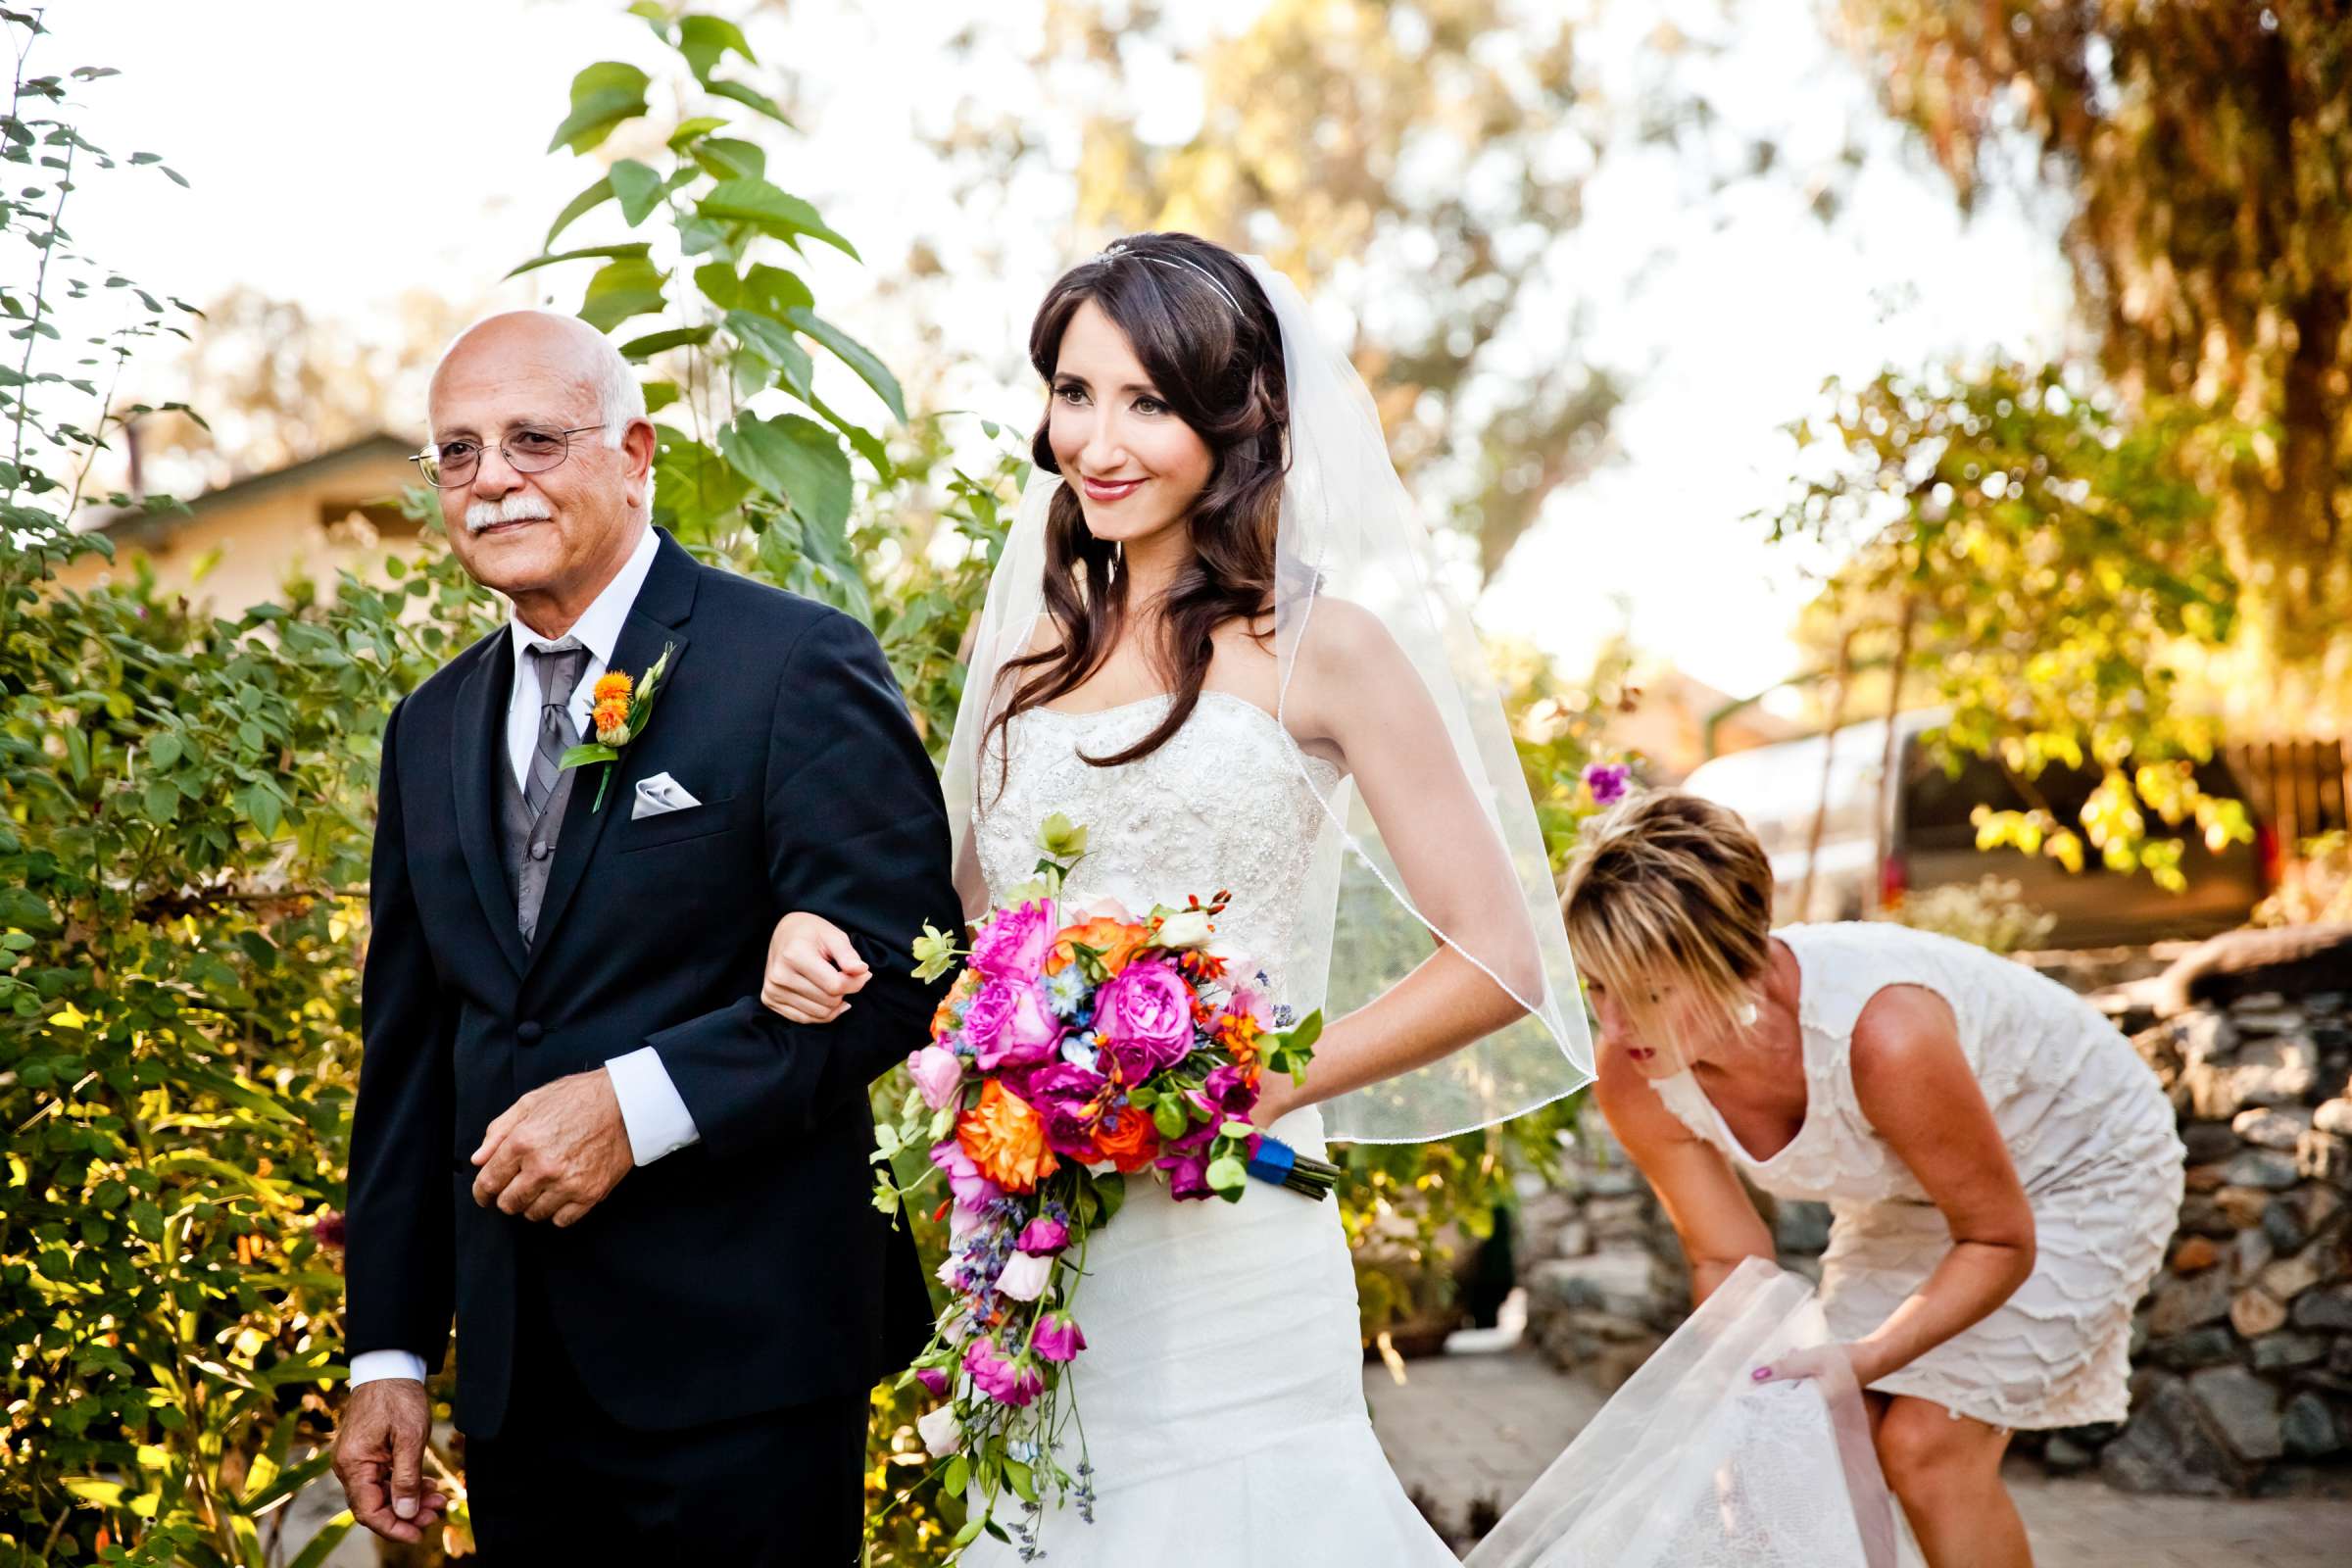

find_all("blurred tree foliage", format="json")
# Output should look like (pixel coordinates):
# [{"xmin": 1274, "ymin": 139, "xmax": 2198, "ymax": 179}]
[
  {"xmin": 1837, "ymin": 0, "xmax": 2352, "ymax": 673},
  {"xmin": 1771, "ymin": 363, "xmax": 2256, "ymax": 883}
]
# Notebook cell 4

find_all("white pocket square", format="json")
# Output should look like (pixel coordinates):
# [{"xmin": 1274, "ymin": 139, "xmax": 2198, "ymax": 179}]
[{"xmin": 631, "ymin": 772, "xmax": 703, "ymax": 820}]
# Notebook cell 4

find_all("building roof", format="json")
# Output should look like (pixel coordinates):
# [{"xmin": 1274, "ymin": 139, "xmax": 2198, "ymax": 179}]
[{"xmin": 91, "ymin": 431, "xmax": 422, "ymax": 550}]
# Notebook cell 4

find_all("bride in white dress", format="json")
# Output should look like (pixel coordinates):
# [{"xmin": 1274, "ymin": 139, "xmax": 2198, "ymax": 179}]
[{"xmin": 762, "ymin": 232, "xmax": 1596, "ymax": 1561}]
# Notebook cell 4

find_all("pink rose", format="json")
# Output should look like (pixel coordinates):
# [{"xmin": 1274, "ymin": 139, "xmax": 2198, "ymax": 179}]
[
  {"xmin": 970, "ymin": 897, "xmax": 1058, "ymax": 981},
  {"xmin": 1095, "ymin": 957, "xmax": 1198, "ymax": 1078},
  {"xmin": 966, "ymin": 977, "xmax": 1063, "ymax": 1072},
  {"xmin": 1031, "ymin": 1311, "xmax": 1087, "ymax": 1364},
  {"xmin": 907, "ymin": 1044, "xmax": 964, "ymax": 1111},
  {"xmin": 1017, "ymin": 1216, "xmax": 1069, "ymax": 1255},
  {"xmin": 929, "ymin": 1137, "xmax": 1002, "ymax": 1209},
  {"xmin": 965, "ymin": 1337, "xmax": 1045, "ymax": 1407}
]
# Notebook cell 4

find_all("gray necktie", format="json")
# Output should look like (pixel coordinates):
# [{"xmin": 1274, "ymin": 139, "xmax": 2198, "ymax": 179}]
[{"xmin": 524, "ymin": 641, "xmax": 590, "ymax": 819}]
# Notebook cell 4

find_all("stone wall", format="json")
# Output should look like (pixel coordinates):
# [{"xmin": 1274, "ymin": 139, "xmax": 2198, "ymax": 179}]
[{"xmin": 1520, "ymin": 928, "xmax": 2352, "ymax": 1496}]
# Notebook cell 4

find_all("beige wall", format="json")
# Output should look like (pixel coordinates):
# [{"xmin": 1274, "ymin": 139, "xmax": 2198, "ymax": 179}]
[{"xmin": 54, "ymin": 450, "xmax": 428, "ymax": 615}]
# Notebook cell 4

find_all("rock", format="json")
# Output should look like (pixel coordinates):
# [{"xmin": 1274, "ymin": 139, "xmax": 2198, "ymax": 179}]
[
  {"xmin": 1554, "ymin": 1217, "xmax": 1592, "ymax": 1257},
  {"xmin": 1579, "ymin": 1163, "xmax": 1643, "ymax": 1198},
  {"xmin": 2292, "ymin": 1284, "xmax": 2352, "ymax": 1331},
  {"xmin": 1772, "ymin": 1200, "xmax": 1831, "ymax": 1255},
  {"xmin": 2182, "ymin": 1121, "xmax": 2243, "ymax": 1163},
  {"xmin": 2263, "ymin": 1195, "xmax": 2311, "ymax": 1253},
  {"xmin": 2150, "ymin": 1325, "xmax": 2240, "ymax": 1370},
  {"xmin": 2235, "ymin": 1036, "xmax": 2323, "ymax": 1108},
  {"xmin": 2149, "ymin": 1266, "xmax": 2234, "ymax": 1337},
  {"xmin": 2299, "ymin": 1129, "xmax": 2352, "ymax": 1190},
  {"xmin": 2159, "ymin": 927, "xmax": 2352, "ymax": 1014},
  {"xmin": 2171, "ymin": 1235, "xmax": 2222, "ymax": 1272},
  {"xmin": 2261, "ymin": 1245, "xmax": 2328, "ymax": 1301},
  {"xmin": 2281, "ymin": 1392, "xmax": 2341, "ymax": 1458},
  {"xmin": 2233, "ymin": 992, "xmax": 2290, "ymax": 1010},
  {"xmin": 2189, "ymin": 1365, "xmax": 2284, "ymax": 1461},
  {"xmin": 2221, "ymin": 1150, "xmax": 2303, "ymax": 1190},
  {"xmin": 2098, "ymin": 1377, "xmax": 2241, "ymax": 1494},
  {"xmin": 2232, "ymin": 1008, "xmax": 2309, "ymax": 1035},
  {"xmin": 2315, "ymin": 1099, "xmax": 2352, "ymax": 1138},
  {"xmin": 2216, "ymin": 1187, "xmax": 2273, "ymax": 1230},
  {"xmin": 2234, "ymin": 1106, "xmax": 2315, "ymax": 1150},
  {"xmin": 2181, "ymin": 1011, "xmax": 2238, "ymax": 1062},
  {"xmin": 2251, "ymin": 1331, "xmax": 2328, "ymax": 1372},
  {"xmin": 2184, "ymin": 1163, "xmax": 2228, "ymax": 1193},
  {"xmin": 2177, "ymin": 1196, "xmax": 2235, "ymax": 1238},
  {"xmin": 2230, "ymin": 1288, "xmax": 2289, "ymax": 1337},
  {"xmin": 2231, "ymin": 1227, "xmax": 2276, "ymax": 1283},
  {"xmin": 1528, "ymin": 1251, "xmax": 1655, "ymax": 1322}
]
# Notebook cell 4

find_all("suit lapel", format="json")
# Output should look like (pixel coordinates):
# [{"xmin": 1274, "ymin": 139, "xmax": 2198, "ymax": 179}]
[
  {"xmin": 451, "ymin": 631, "xmax": 529, "ymax": 978},
  {"xmin": 521, "ymin": 530, "xmax": 701, "ymax": 977}
]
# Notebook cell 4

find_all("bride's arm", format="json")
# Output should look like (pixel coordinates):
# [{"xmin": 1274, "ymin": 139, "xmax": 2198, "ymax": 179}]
[
  {"xmin": 1831, "ymin": 985, "xmax": 2036, "ymax": 1387},
  {"xmin": 1253, "ymin": 600, "xmax": 1544, "ymax": 1122},
  {"xmin": 1593, "ymin": 1047, "xmax": 1776, "ymax": 1304}
]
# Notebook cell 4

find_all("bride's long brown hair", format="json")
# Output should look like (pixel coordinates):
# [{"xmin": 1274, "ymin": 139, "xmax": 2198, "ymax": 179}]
[{"xmin": 983, "ymin": 233, "xmax": 1290, "ymax": 784}]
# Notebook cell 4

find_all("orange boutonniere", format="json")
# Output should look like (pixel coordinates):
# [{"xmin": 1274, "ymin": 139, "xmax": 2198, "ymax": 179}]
[{"xmin": 558, "ymin": 642, "xmax": 674, "ymax": 811}]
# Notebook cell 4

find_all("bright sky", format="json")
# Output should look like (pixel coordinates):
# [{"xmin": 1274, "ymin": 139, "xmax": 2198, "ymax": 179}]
[{"xmin": 41, "ymin": 0, "xmax": 2073, "ymax": 703}]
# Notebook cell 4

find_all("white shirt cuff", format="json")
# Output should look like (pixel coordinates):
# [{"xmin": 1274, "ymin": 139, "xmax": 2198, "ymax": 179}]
[
  {"xmin": 606, "ymin": 1047, "xmax": 702, "ymax": 1166},
  {"xmin": 349, "ymin": 1349, "xmax": 430, "ymax": 1387}
]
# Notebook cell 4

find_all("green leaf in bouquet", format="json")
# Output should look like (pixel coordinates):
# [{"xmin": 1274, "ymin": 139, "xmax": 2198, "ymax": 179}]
[
  {"xmin": 558, "ymin": 741, "xmax": 619, "ymax": 769},
  {"xmin": 1151, "ymin": 1100, "xmax": 1187, "ymax": 1140},
  {"xmin": 1218, "ymin": 1119, "xmax": 1255, "ymax": 1140},
  {"xmin": 870, "ymin": 1178, "xmax": 899, "ymax": 1216},
  {"xmin": 1206, "ymin": 1155, "xmax": 1248, "ymax": 1194},
  {"xmin": 951, "ymin": 1517, "xmax": 986, "ymax": 1549},
  {"xmin": 874, "ymin": 1122, "xmax": 903, "ymax": 1157},
  {"xmin": 1125, "ymin": 1086, "xmax": 1157, "ymax": 1109},
  {"xmin": 929, "ymin": 1107, "xmax": 955, "ymax": 1142},
  {"xmin": 1095, "ymin": 1170, "xmax": 1127, "ymax": 1226},
  {"xmin": 911, "ymin": 919, "xmax": 961, "ymax": 981},
  {"xmin": 943, "ymin": 1453, "xmax": 971, "ymax": 1497},
  {"xmin": 1005, "ymin": 1458, "xmax": 1039, "ymax": 1504}
]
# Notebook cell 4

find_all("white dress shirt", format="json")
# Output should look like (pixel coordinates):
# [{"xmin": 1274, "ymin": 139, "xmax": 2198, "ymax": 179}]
[{"xmin": 349, "ymin": 525, "xmax": 701, "ymax": 1390}]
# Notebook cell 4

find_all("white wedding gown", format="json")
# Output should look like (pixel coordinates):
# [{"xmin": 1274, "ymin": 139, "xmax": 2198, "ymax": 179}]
[
  {"xmin": 963, "ymin": 692, "xmax": 1909, "ymax": 1566},
  {"xmin": 963, "ymin": 690, "xmax": 1453, "ymax": 1564}
]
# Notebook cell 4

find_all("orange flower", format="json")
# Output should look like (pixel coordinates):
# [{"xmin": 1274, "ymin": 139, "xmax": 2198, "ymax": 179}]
[
  {"xmin": 594, "ymin": 670, "xmax": 634, "ymax": 705},
  {"xmin": 592, "ymin": 696, "xmax": 632, "ymax": 745},
  {"xmin": 1215, "ymin": 1010, "xmax": 1262, "ymax": 1064},
  {"xmin": 932, "ymin": 966, "xmax": 983, "ymax": 1043},
  {"xmin": 1046, "ymin": 916, "xmax": 1149, "ymax": 978},
  {"xmin": 1091, "ymin": 1103, "xmax": 1161, "ymax": 1174},
  {"xmin": 956, "ymin": 1080, "xmax": 1059, "ymax": 1193}
]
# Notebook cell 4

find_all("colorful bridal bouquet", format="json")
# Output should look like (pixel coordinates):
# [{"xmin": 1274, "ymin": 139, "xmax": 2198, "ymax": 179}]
[{"xmin": 874, "ymin": 813, "xmax": 1336, "ymax": 1554}]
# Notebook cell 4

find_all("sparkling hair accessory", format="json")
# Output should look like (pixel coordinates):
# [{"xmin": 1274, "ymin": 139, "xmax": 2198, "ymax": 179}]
[{"xmin": 1100, "ymin": 243, "xmax": 1245, "ymax": 316}]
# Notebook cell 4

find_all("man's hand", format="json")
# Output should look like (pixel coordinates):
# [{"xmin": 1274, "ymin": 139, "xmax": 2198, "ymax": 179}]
[
  {"xmin": 333, "ymin": 1379, "xmax": 448, "ymax": 1544},
  {"xmin": 470, "ymin": 1067, "xmax": 634, "ymax": 1225},
  {"xmin": 760, "ymin": 909, "xmax": 870, "ymax": 1024}
]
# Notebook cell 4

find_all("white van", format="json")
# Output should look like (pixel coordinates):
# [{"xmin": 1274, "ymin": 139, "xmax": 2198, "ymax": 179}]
[{"xmin": 1680, "ymin": 710, "xmax": 2271, "ymax": 947}]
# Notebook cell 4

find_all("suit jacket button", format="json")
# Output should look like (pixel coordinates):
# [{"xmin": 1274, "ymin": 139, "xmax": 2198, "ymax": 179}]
[{"xmin": 517, "ymin": 1021, "xmax": 543, "ymax": 1046}]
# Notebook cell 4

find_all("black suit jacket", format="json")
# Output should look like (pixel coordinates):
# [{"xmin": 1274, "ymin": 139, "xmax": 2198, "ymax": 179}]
[{"xmin": 344, "ymin": 529, "xmax": 954, "ymax": 1439}]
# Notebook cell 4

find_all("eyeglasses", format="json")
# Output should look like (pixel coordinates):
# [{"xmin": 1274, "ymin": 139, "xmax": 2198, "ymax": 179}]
[{"xmin": 411, "ymin": 424, "xmax": 605, "ymax": 489}]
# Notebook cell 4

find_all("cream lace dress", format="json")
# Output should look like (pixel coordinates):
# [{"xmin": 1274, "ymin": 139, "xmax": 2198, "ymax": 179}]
[{"xmin": 1648, "ymin": 922, "xmax": 2183, "ymax": 1430}]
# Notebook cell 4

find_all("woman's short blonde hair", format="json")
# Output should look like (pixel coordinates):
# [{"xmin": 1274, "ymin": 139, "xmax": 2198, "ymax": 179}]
[{"xmin": 1561, "ymin": 790, "xmax": 1775, "ymax": 1030}]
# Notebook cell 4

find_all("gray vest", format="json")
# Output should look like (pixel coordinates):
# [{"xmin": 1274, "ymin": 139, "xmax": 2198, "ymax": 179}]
[{"xmin": 498, "ymin": 755, "xmax": 579, "ymax": 947}]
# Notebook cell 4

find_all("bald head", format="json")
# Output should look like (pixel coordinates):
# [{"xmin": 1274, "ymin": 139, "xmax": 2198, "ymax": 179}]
[
  {"xmin": 423, "ymin": 310, "xmax": 660, "ymax": 633},
  {"xmin": 429, "ymin": 310, "xmax": 645, "ymax": 444}
]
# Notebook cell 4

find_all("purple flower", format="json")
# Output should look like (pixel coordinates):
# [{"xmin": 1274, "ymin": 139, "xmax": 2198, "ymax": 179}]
[
  {"xmin": 1197, "ymin": 1062, "xmax": 1258, "ymax": 1123},
  {"xmin": 1017, "ymin": 1216, "xmax": 1070, "ymax": 1255},
  {"xmin": 1095, "ymin": 958, "xmax": 1198, "ymax": 1078},
  {"xmin": 962, "ymin": 977, "xmax": 1064, "ymax": 1072},
  {"xmin": 970, "ymin": 897, "xmax": 1058, "ymax": 981},
  {"xmin": 1584, "ymin": 761, "xmax": 1632, "ymax": 806},
  {"xmin": 1032, "ymin": 1311, "xmax": 1087, "ymax": 1364},
  {"xmin": 915, "ymin": 1366, "xmax": 950, "ymax": 1397},
  {"xmin": 930, "ymin": 1137, "xmax": 1003, "ymax": 1209},
  {"xmin": 965, "ymin": 1336, "xmax": 1045, "ymax": 1407},
  {"xmin": 1157, "ymin": 1150, "xmax": 1212, "ymax": 1201}
]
